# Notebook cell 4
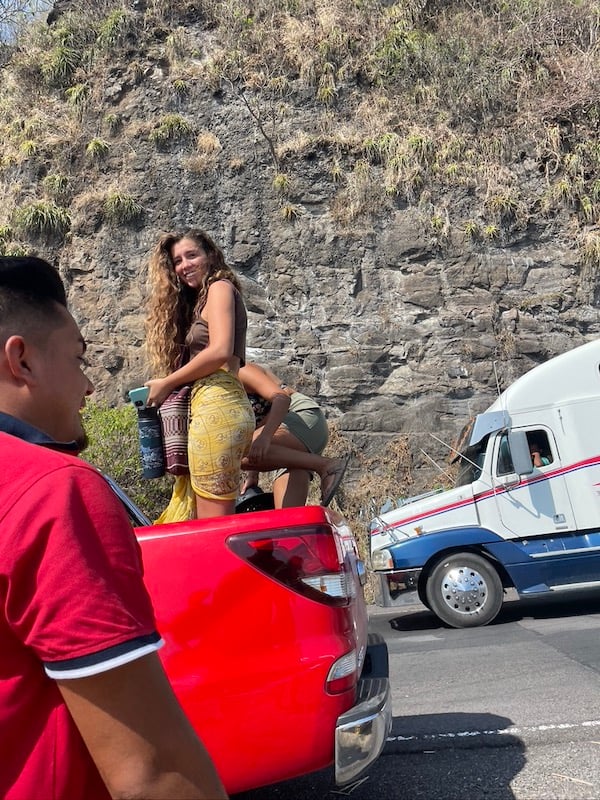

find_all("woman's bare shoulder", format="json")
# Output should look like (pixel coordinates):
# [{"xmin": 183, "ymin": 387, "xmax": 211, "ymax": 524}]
[
  {"xmin": 205, "ymin": 279, "xmax": 236, "ymax": 306},
  {"xmin": 208, "ymin": 278, "xmax": 235, "ymax": 292}
]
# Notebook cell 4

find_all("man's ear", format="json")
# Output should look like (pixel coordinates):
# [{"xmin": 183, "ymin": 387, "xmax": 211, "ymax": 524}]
[{"xmin": 4, "ymin": 335, "xmax": 35, "ymax": 384}]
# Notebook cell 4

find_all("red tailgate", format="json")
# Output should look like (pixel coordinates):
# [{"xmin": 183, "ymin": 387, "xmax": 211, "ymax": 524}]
[{"xmin": 137, "ymin": 505, "xmax": 368, "ymax": 794}]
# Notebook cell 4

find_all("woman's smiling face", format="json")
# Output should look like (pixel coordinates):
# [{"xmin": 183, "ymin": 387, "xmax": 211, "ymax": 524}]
[{"xmin": 171, "ymin": 238, "xmax": 210, "ymax": 289}]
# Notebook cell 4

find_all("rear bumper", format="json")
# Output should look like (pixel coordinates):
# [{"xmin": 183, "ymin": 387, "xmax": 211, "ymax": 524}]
[{"xmin": 335, "ymin": 633, "xmax": 392, "ymax": 785}]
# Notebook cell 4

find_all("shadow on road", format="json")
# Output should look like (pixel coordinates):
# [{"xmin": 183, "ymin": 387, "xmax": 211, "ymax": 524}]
[
  {"xmin": 384, "ymin": 591, "xmax": 600, "ymax": 632},
  {"xmin": 233, "ymin": 712, "xmax": 524, "ymax": 800},
  {"xmin": 388, "ymin": 608, "xmax": 442, "ymax": 631}
]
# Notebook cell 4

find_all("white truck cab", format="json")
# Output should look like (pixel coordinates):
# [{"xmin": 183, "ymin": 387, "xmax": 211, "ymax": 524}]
[{"xmin": 370, "ymin": 339, "xmax": 600, "ymax": 627}]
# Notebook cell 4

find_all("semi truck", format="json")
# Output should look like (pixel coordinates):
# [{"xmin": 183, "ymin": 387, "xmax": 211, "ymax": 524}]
[{"xmin": 369, "ymin": 339, "xmax": 600, "ymax": 628}]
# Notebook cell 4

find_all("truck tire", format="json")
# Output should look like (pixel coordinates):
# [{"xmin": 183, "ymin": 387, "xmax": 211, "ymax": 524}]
[
  {"xmin": 425, "ymin": 552, "xmax": 503, "ymax": 628},
  {"xmin": 417, "ymin": 584, "xmax": 431, "ymax": 610}
]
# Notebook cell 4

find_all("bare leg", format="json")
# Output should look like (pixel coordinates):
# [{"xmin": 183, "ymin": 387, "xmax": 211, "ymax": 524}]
[
  {"xmin": 242, "ymin": 427, "xmax": 349, "ymax": 507},
  {"xmin": 273, "ymin": 469, "xmax": 311, "ymax": 508},
  {"xmin": 195, "ymin": 494, "xmax": 236, "ymax": 518},
  {"xmin": 242, "ymin": 442, "xmax": 329, "ymax": 473}
]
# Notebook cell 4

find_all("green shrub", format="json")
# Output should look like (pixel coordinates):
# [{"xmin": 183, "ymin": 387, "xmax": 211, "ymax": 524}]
[
  {"xmin": 41, "ymin": 43, "xmax": 80, "ymax": 86},
  {"xmin": 172, "ymin": 79, "xmax": 190, "ymax": 97},
  {"xmin": 19, "ymin": 139, "xmax": 37, "ymax": 157},
  {"xmin": 81, "ymin": 402, "xmax": 172, "ymax": 522},
  {"xmin": 103, "ymin": 113, "xmax": 121, "ymax": 135},
  {"xmin": 0, "ymin": 225, "xmax": 26, "ymax": 256},
  {"xmin": 96, "ymin": 9, "xmax": 133, "ymax": 50},
  {"xmin": 272, "ymin": 172, "xmax": 290, "ymax": 193},
  {"xmin": 42, "ymin": 173, "xmax": 70, "ymax": 202},
  {"xmin": 65, "ymin": 83, "xmax": 89, "ymax": 116},
  {"xmin": 0, "ymin": 243, "xmax": 27, "ymax": 256},
  {"xmin": 463, "ymin": 219, "xmax": 482, "ymax": 241},
  {"xmin": 149, "ymin": 114, "xmax": 195, "ymax": 146},
  {"xmin": 13, "ymin": 201, "xmax": 71, "ymax": 239},
  {"xmin": 316, "ymin": 65, "xmax": 337, "ymax": 104},
  {"xmin": 86, "ymin": 137, "xmax": 110, "ymax": 159},
  {"xmin": 102, "ymin": 192, "xmax": 143, "ymax": 226}
]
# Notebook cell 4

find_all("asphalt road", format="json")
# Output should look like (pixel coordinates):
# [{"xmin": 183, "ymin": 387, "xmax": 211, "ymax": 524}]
[{"xmin": 235, "ymin": 593, "xmax": 600, "ymax": 800}]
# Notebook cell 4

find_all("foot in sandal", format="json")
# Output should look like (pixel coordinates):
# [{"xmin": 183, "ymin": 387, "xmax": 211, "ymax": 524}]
[{"xmin": 320, "ymin": 454, "xmax": 351, "ymax": 507}]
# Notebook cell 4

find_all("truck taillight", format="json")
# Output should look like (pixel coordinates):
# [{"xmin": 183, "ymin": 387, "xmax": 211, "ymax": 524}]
[
  {"xmin": 326, "ymin": 649, "xmax": 358, "ymax": 694},
  {"xmin": 227, "ymin": 524, "xmax": 351, "ymax": 606}
]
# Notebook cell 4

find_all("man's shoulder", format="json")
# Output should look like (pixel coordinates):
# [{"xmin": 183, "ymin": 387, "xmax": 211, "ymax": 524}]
[
  {"xmin": 0, "ymin": 431, "xmax": 86, "ymax": 466},
  {"xmin": 0, "ymin": 432, "xmax": 129, "ymax": 549},
  {"xmin": 0, "ymin": 432, "xmax": 101, "ymax": 495}
]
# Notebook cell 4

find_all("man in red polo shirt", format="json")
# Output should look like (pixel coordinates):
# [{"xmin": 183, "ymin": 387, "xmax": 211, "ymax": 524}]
[{"xmin": 0, "ymin": 256, "xmax": 227, "ymax": 800}]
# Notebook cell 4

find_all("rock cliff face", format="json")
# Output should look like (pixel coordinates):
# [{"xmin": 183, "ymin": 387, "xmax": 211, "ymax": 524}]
[{"xmin": 1, "ymin": 0, "xmax": 599, "ymax": 497}]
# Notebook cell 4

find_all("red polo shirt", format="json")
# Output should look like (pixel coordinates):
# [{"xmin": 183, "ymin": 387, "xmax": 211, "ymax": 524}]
[{"xmin": 0, "ymin": 425, "xmax": 163, "ymax": 800}]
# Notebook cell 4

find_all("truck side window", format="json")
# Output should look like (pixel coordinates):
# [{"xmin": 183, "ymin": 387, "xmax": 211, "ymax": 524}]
[
  {"xmin": 497, "ymin": 434, "xmax": 514, "ymax": 476},
  {"xmin": 496, "ymin": 430, "xmax": 553, "ymax": 476},
  {"xmin": 526, "ymin": 430, "xmax": 553, "ymax": 467},
  {"xmin": 455, "ymin": 439, "xmax": 487, "ymax": 486}
]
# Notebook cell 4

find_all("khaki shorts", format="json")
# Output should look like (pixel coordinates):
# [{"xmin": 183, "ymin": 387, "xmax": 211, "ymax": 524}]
[{"xmin": 272, "ymin": 394, "xmax": 329, "ymax": 480}]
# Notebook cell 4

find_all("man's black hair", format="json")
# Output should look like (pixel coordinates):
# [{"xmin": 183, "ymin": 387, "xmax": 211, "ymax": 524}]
[{"xmin": 0, "ymin": 257, "xmax": 67, "ymax": 307}]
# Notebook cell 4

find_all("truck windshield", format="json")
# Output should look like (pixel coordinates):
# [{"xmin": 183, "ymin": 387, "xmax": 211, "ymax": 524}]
[{"xmin": 455, "ymin": 438, "xmax": 487, "ymax": 487}]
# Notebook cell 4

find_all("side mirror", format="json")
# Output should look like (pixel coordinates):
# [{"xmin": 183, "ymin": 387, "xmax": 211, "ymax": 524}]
[{"xmin": 508, "ymin": 430, "xmax": 534, "ymax": 476}]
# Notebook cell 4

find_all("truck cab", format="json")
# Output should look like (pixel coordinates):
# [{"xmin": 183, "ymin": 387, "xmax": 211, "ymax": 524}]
[{"xmin": 370, "ymin": 339, "xmax": 600, "ymax": 627}]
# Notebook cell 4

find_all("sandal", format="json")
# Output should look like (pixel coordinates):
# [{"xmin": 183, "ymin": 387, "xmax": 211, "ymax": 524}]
[{"xmin": 320, "ymin": 454, "xmax": 351, "ymax": 507}]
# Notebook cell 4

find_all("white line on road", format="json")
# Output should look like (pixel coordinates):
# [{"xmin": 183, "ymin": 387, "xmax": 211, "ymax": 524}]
[{"xmin": 387, "ymin": 718, "xmax": 600, "ymax": 743}]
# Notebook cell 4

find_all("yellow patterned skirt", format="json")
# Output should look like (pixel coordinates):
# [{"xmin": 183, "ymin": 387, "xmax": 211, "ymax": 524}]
[{"xmin": 155, "ymin": 370, "xmax": 255, "ymax": 523}]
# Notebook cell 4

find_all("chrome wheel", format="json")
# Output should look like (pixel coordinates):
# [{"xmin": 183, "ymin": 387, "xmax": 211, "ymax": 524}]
[
  {"xmin": 426, "ymin": 553, "xmax": 503, "ymax": 628},
  {"xmin": 439, "ymin": 563, "xmax": 489, "ymax": 616}
]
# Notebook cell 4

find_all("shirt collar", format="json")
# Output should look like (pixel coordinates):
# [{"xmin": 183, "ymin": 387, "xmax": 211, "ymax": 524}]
[{"xmin": 0, "ymin": 411, "xmax": 80, "ymax": 452}]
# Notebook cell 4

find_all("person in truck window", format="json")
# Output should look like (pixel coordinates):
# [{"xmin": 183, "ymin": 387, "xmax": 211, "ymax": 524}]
[
  {"xmin": 238, "ymin": 361, "xmax": 350, "ymax": 507},
  {"xmin": 0, "ymin": 256, "xmax": 227, "ymax": 800},
  {"xmin": 145, "ymin": 229, "xmax": 255, "ymax": 520},
  {"xmin": 528, "ymin": 431, "xmax": 552, "ymax": 467}
]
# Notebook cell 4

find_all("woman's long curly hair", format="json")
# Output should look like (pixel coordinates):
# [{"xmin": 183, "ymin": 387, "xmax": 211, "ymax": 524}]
[{"xmin": 145, "ymin": 229, "xmax": 242, "ymax": 374}]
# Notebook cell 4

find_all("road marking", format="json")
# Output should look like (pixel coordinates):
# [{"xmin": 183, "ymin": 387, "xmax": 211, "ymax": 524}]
[
  {"xmin": 387, "ymin": 718, "xmax": 600, "ymax": 743},
  {"xmin": 552, "ymin": 773, "xmax": 594, "ymax": 787}
]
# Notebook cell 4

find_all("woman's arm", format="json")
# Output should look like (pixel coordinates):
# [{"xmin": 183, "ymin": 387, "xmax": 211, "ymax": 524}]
[{"xmin": 146, "ymin": 281, "xmax": 236, "ymax": 406}]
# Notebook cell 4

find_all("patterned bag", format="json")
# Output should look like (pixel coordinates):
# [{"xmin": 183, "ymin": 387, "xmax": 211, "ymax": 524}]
[{"xmin": 159, "ymin": 384, "xmax": 192, "ymax": 475}]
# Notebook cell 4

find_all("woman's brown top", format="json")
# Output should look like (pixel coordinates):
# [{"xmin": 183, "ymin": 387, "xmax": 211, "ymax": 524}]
[{"xmin": 185, "ymin": 281, "xmax": 247, "ymax": 365}]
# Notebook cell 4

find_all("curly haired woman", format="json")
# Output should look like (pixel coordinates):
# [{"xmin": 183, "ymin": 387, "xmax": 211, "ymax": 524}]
[{"xmin": 145, "ymin": 229, "xmax": 255, "ymax": 520}]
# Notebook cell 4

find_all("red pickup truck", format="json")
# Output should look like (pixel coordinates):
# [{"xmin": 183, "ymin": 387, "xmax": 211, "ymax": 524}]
[{"xmin": 110, "ymin": 479, "xmax": 392, "ymax": 795}]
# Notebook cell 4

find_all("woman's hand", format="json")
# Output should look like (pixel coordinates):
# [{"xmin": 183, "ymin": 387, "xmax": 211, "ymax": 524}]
[
  {"xmin": 145, "ymin": 377, "xmax": 174, "ymax": 408},
  {"xmin": 246, "ymin": 428, "xmax": 273, "ymax": 465},
  {"xmin": 240, "ymin": 470, "xmax": 260, "ymax": 494}
]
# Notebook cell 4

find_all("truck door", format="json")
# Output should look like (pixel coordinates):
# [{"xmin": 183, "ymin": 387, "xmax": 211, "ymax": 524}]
[{"xmin": 492, "ymin": 429, "xmax": 576, "ymax": 538}]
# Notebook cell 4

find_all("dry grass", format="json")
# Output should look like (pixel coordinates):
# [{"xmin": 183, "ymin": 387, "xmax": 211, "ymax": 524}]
[
  {"xmin": 1, "ymin": 0, "xmax": 597, "ymax": 245},
  {"xmin": 0, "ymin": 0, "xmax": 596, "ymax": 583},
  {"xmin": 318, "ymin": 423, "xmax": 457, "ymax": 602}
]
